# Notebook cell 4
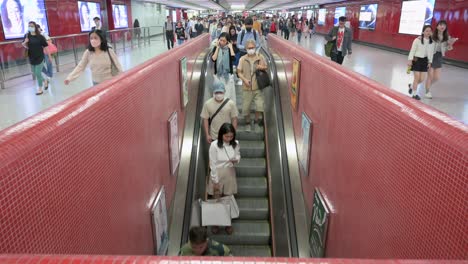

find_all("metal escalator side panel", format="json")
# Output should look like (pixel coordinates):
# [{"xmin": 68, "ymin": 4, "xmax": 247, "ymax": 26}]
[{"xmin": 167, "ymin": 49, "xmax": 210, "ymax": 256}]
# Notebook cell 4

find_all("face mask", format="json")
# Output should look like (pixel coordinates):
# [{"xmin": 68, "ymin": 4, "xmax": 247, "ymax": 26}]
[
  {"xmin": 28, "ymin": 27, "xmax": 35, "ymax": 33},
  {"xmin": 214, "ymin": 93, "xmax": 224, "ymax": 101},
  {"xmin": 246, "ymin": 27, "xmax": 252, "ymax": 32},
  {"xmin": 90, "ymin": 39, "xmax": 101, "ymax": 48},
  {"xmin": 247, "ymin": 49, "xmax": 255, "ymax": 55}
]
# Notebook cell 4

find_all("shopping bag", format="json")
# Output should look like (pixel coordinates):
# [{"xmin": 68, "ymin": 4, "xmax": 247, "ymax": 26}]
[
  {"xmin": 201, "ymin": 200, "xmax": 231, "ymax": 226},
  {"xmin": 47, "ymin": 42, "xmax": 58, "ymax": 54},
  {"xmin": 219, "ymin": 195, "xmax": 239, "ymax": 219},
  {"xmin": 324, "ymin": 41, "xmax": 334, "ymax": 57}
]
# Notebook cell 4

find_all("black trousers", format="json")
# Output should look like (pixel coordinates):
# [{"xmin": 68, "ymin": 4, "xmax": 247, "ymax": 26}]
[
  {"xmin": 284, "ymin": 30, "xmax": 290, "ymax": 40},
  {"xmin": 331, "ymin": 51, "xmax": 345, "ymax": 65},
  {"xmin": 166, "ymin": 30, "xmax": 174, "ymax": 49}
]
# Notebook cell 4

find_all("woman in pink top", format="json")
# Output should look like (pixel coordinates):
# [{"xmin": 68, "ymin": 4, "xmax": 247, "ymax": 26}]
[{"xmin": 65, "ymin": 30, "xmax": 123, "ymax": 86}]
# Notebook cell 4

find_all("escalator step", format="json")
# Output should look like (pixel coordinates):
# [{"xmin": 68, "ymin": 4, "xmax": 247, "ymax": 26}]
[
  {"xmin": 207, "ymin": 220, "xmax": 270, "ymax": 245},
  {"xmin": 240, "ymin": 140, "xmax": 265, "ymax": 158},
  {"xmin": 236, "ymin": 158, "xmax": 266, "ymax": 177},
  {"xmin": 237, "ymin": 197, "xmax": 269, "ymax": 220},
  {"xmin": 237, "ymin": 126, "xmax": 264, "ymax": 141},
  {"xmin": 228, "ymin": 245, "xmax": 272, "ymax": 257},
  {"xmin": 237, "ymin": 177, "xmax": 267, "ymax": 197}
]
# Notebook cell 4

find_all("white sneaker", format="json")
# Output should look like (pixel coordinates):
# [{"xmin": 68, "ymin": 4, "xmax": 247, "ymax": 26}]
[{"xmin": 425, "ymin": 92, "xmax": 433, "ymax": 99}]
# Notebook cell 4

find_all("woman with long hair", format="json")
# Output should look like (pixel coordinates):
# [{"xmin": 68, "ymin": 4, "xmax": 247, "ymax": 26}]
[
  {"xmin": 21, "ymin": 21, "xmax": 52, "ymax": 95},
  {"xmin": 65, "ymin": 30, "xmax": 123, "ymax": 86},
  {"xmin": 423, "ymin": 20, "xmax": 458, "ymax": 99},
  {"xmin": 407, "ymin": 25, "xmax": 434, "ymax": 100},
  {"xmin": 208, "ymin": 123, "xmax": 240, "ymax": 235},
  {"xmin": 212, "ymin": 32, "xmax": 236, "ymax": 103}
]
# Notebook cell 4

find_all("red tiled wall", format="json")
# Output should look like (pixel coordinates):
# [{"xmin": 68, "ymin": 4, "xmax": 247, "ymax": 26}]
[
  {"xmin": 314, "ymin": 0, "xmax": 468, "ymax": 63},
  {"xmin": 268, "ymin": 35, "xmax": 467, "ymax": 259},
  {"xmin": 0, "ymin": 35, "xmax": 210, "ymax": 254}
]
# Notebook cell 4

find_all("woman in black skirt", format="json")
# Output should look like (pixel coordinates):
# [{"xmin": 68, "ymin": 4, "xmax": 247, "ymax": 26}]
[{"xmin": 407, "ymin": 25, "xmax": 434, "ymax": 100}]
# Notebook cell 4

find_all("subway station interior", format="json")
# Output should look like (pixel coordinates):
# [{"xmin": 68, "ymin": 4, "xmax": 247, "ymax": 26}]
[{"xmin": 0, "ymin": 0, "xmax": 466, "ymax": 263}]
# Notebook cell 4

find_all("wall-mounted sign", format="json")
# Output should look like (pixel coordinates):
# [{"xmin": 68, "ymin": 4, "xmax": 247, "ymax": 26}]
[
  {"xmin": 309, "ymin": 188, "xmax": 330, "ymax": 258},
  {"xmin": 151, "ymin": 186, "xmax": 169, "ymax": 255}
]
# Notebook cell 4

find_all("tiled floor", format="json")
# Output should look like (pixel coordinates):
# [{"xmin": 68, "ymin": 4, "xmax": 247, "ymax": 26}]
[
  {"xmin": 0, "ymin": 36, "xmax": 171, "ymax": 130},
  {"xmin": 282, "ymin": 33, "xmax": 468, "ymax": 124}
]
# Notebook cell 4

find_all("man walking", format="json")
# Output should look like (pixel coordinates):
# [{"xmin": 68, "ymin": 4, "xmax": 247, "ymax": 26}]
[{"xmin": 325, "ymin": 16, "xmax": 352, "ymax": 65}]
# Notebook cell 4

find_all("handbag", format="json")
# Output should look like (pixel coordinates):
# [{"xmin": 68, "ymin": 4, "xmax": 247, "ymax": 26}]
[
  {"xmin": 324, "ymin": 41, "xmax": 334, "ymax": 57},
  {"xmin": 47, "ymin": 42, "xmax": 58, "ymax": 54},
  {"xmin": 218, "ymin": 195, "xmax": 239, "ymax": 218},
  {"xmin": 107, "ymin": 49, "xmax": 119, "ymax": 76},
  {"xmin": 201, "ymin": 199, "xmax": 232, "ymax": 226},
  {"xmin": 256, "ymin": 69, "xmax": 270, "ymax": 90}
]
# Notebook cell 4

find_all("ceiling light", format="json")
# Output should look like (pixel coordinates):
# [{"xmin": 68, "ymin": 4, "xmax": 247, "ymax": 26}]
[{"xmin": 231, "ymin": 4, "xmax": 245, "ymax": 10}]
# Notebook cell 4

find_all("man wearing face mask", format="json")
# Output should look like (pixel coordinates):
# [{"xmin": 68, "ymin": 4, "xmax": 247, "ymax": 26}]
[
  {"xmin": 201, "ymin": 82, "xmax": 239, "ymax": 144},
  {"xmin": 236, "ymin": 17, "xmax": 260, "ymax": 57}
]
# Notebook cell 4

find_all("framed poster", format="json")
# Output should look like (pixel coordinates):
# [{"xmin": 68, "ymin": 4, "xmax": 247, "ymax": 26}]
[
  {"xmin": 78, "ymin": 1, "xmax": 101, "ymax": 32},
  {"xmin": 180, "ymin": 57, "xmax": 189, "ymax": 107},
  {"xmin": 290, "ymin": 58, "xmax": 301, "ymax": 111},
  {"xmin": 309, "ymin": 188, "xmax": 330, "ymax": 258},
  {"xmin": 1, "ymin": 0, "xmax": 50, "ymax": 40},
  {"xmin": 398, "ymin": 0, "xmax": 436, "ymax": 35},
  {"xmin": 299, "ymin": 112, "xmax": 312, "ymax": 176},
  {"xmin": 112, "ymin": 4, "xmax": 128, "ymax": 29},
  {"xmin": 151, "ymin": 186, "xmax": 169, "ymax": 255},
  {"xmin": 168, "ymin": 111, "xmax": 180, "ymax": 175}
]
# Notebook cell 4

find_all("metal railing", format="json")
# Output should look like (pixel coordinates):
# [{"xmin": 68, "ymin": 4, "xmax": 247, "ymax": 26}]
[{"xmin": 0, "ymin": 26, "xmax": 164, "ymax": 89}]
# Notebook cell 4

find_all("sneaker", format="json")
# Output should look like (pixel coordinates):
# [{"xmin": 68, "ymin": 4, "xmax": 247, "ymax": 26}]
[
  {"xmin": 408, "ymin": 84, "xmax": 412, "ymax": 95},
  {"xmin": 245, "ymin": 124, "xmax": 251, "ymax": 132},
  {"xmin": 412, "ymin": 94, "xmax": 421, "ymax": 100},
  {"xmin": 425, "ymin": 92, "xmax": 433, "ymax": 99}
]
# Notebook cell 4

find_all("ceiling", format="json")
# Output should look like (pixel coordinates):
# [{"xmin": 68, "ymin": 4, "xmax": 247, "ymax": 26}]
[{"xmin": 136, "ymin": 0, "xmax": 345, "ymax": 11}]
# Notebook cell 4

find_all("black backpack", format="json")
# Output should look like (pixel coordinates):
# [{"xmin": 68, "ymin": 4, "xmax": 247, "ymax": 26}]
[{"xmin": 240, "ymin": 29, "xmax": 257, "ymax": 43}]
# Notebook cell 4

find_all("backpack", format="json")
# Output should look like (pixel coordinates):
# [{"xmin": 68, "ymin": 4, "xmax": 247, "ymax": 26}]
[
  {"xmin": 270, "ymin": 23, "xmax": 277, "ymax": 32},
  {"xmin": 240, "ymin": 29, "xmax": 257, "ymax": 43}
]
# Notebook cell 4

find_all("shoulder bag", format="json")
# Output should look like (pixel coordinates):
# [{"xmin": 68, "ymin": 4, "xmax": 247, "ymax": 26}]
[
  {"xmin": 209, "ymin": 98, "xmax": 230, "ymax": 126},
  {"xmin": 107, "ymin": 49, "xmax": 119, "ymax": 76}
]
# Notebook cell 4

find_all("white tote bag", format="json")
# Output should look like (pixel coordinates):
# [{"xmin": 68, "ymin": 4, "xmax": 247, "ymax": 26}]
[
  {"xmin": 201, "ymin": 200, "xmax": 231, "ymax": 226},
  {"xmin": 219, "ymin": 195, "xmax": 240, "ymax": 219}
]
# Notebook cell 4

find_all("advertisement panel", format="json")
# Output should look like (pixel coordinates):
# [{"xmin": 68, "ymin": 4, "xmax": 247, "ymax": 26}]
[
  {"xmin": 333, "ymin": 7, "xmax": 346, "ymax": 25},
  {"xmin": 317, "ymin": 9, "xmax": 326, "ymax": 25},
  {"xmin": 112, "ymin": 4, "xmax": 128, "ymax": 28},
  {"xmin": 1, "ymin": 0, "xmax": 50, "ymax": 39},
  {"xmin": 359, "ymin": 4, "xmax": 378, "ymax": 30},
  {"xmin": 398, "ymin": 0, "xmax": 436, "ymax": 35},
  {"xmin": 78, "ymin": 1, "xmax": 101, "ymax": 32}
]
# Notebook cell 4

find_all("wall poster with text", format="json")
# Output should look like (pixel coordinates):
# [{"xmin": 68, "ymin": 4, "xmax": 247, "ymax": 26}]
[
  {"xmin": 151, "ymin": 186, "xmax": 168, "ymax": 255},
  {"xmin": 168, "ymin": 111, "xmax": 179, "ymax": 175},
  {"xmin": 290, "ymin": 58, "xmax": 301, "ymax": 111},
  {"xmin": 309, "ymin": 188, "xmax": 330, "ymax": 258},
  {"xmin": 180, "ymin": 57, "xmax": 189, "ymax": 107},
  {"xmin": 299, "ymin": 112, "xmax": 312, "ymax": 176}
]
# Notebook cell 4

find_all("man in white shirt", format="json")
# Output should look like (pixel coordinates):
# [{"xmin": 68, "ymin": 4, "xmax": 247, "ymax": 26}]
[{"xmin": 325, "ymin": 16, "xmax": 352, "ymax": 65}]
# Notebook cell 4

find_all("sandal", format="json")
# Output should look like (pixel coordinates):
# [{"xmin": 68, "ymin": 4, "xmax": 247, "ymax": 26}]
[
  {"xmin": 44, "ymin": 80, "xmax": 49, "ymax": 90},
  {"xmin": 36, "ymin": 91, "xmax": 43, "ymax": 96},
  {"xmin": 211, "ymin": 226, "xmax": 220, "ymax": 234},
  {"xmin": 225, "ymin": 226, "xmax": 233, "ymax": 235}
]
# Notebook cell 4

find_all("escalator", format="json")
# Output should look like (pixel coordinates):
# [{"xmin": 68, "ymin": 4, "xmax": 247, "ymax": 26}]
[{"xmin": 167, "ymin": 44, "xmax": 309, "ymax": 258}]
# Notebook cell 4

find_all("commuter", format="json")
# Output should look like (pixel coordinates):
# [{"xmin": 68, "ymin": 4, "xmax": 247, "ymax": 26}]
[
  {"xmin": 21, "ymin": 21, "xmax": 52, "ymax": 95},
  {"xmin": 195, "ymin": 19, "xmax": 204, "ymax": 37},
  {"xmin": 262, "ymin": 17, "xmax": 271, "ymax": 38},
  {"xmin": 221, "ymin": 21, "xmax": 232, "ymax": 33},
  {"xmin": 423, "ymin": 20, "xmax": 458, "ymax": 99},
  {"xmin": 325, "ymin": 16, "xmax": 352, "ymax": 65},
  {"xmin": 133, "ymin": 19, "xmax": 141, "ymax": 40},
  {"xmin": 212, "ymin": 33, "xmax": 236, "ymax": 104},
  {"xmin": 209, "ymin": 19, "xmax": 218, "ymax": 37},
  {"xmin": 237, "ymin": 39, "xmax": 268, "ymax": 131},
  {"xmin": 179, "ymin": 226, "xmax": 232, "ymax": 256},
  {"xmin": 228, "ymin": 26, "xmax": 240, "ymax": 66},
  {"xmin": 269, "ymin": 18, "xmax": 277, "ymax": 36},
  {"xmin": 211, "ymin": 22, "xmax": 223, "ymax": 41},
  {"xmin": 190, "ymin": 17, "xmax": 197, "ymax": 38},
  {"xmin": 37, "ymin": 24, "xmax": 54, "ymax": 89},
  {"xmin": 164, "ymin": 16, "xmax": 175, "ymax": 50},
  {"xmin": 252, "ymin": 15, "xmax": 262, "ymax": 37},
  {"xmin": 296, "ymin": 19, "xmax": 303, "ymax": 42},
  {"xmin": 91, "ymin": 17, "xmax": 103, "ymax": 31},
  {"xmin": 207, "ymin": 123, "xmax": 240, "ymax": 235},
  {"xmin": 64, "ymin": 30, "xmax": 123, "ymax": 86},
  {"xmin": 304, "ymin": 20, "xmax": 309, "ymax": 39},
  {"xmin": 407, "ymin": 25, "xmax": 434, "ymax": 100},
  {"xmin": 236, "ymin": 17, "xmax": 261, "ymax": 57},
  {"xmin": 288, "ymin": 17, "xmax": 296, "ymax": 39},
  {"xmin": 309, "ymin": 18, "xmax": 316, "ymax": 37},
  {"xmin": 201, "ymin": 82, "xmax": 239, "ymax": 143},
  {"xmin": 175, "ymin": 22, "xmax": 186, "ymax": 46},
  {"xmin": 283, "ymin": 19, "xmax": 290, "ymax": 40},
  {"xmin": 279, "ymin": 19, "xmax": 285, "ymax": 37}
]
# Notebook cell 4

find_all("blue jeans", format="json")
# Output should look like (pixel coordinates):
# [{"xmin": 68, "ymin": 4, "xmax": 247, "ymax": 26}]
[
  {"xmin": 177, "ymin": 39, "xmax": 184, "ymax": 45},
  {"xmin": 297, "ymin": 32, "xmax": 302, "ymax": 42},
  {"xmin": 42, "ymin": 57, "xmax": 53, "ymax": 78}
]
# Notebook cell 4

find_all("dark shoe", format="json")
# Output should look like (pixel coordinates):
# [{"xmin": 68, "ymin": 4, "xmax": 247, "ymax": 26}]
[
  {"xmin": 211, "ymin": 226, "xmax": 220, "ymax": 234},
  {"xmin": 44, "ymin": 80, "xmax": 49, "ymax": 90},
  {"xmin": 257, "ymin": 119, "xmax": 264, "ymax": 127},
  {"xmin": 36, "ymin": 91, "xmax": 43, "ymax": 96},
  {"xmin": 408, "ymin": 84, "xmax": 412, "ymax": 95},
  {"xmin": 412, "ymin": 95, "xmax": 421, "ymax": 100},
  {"xmin": 225, "ymin": 226, "xmax": 233, "ymax": 235}
]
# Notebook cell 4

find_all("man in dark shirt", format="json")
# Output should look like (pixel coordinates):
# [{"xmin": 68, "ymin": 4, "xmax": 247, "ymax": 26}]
[
  {"xmin": 179, "ymin": 226, "xmax": 231, "ymax": 256},
  {"xmin": 195, "ymin": 19, "xmax": 204, "ymax": 37}
]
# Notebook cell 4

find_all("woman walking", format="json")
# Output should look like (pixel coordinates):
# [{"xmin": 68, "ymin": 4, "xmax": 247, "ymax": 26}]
[
  {"xmin": 407, "ymin": 25, "xmax": 434, "ymax": 100},
  {"xmin": 424, "ymin": 20, "xmax": 458, "ymax": 99},
  {"xmin": 208, "ymin": 123, "xmax": 241, "ymax": 235},
  {"xmin": 21, "ymin": 21, "xmax": 52, "ymax": 95},
  {"xmin": 212, "ymin": 33, "xmax": 236, "ymax": 103},
  {"xmin": 65, "ymin": 30, "xmax": 123, "ymax": 86}
]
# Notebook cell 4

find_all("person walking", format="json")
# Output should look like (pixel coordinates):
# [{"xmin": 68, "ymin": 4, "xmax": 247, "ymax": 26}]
[
  {"xmin": 422, "ymin": 20, "xmax": 458, "ymax": 99},
  {"xmin": 37, "ymin": 24, "xmax": 54, "ymax": 89},
  {"xmin": 64, "ymin": 30, "xmax": 123, "ymax": 86},
  {"xmin": 164, "ymin": 16, "xmax": 175, "ymax": 50},
  {"xmin": 407, "ymin": 25, "xmax": 435, "ymax": 100},
  {"xmin": 133, "ymin": 19, "xmax": 141, "ymax": 40},
  {"xmin": 237, "ymin": 39, "xmax": 268, "ymax": 132},
  {"xmin": 21, "ymin": 21, "xmax": 52, "ymax": 95},
  {"xmin": 325, "ymin": 16, "xmax": 353, "ymax": 65},
  {"xmin": 236, "ymin": 17, "xmax": 260, "ymax": 58},
  {"xmin": 296, "ymin": 19, "xmax": 303, "ymax": 42},
  {"xmin": 175, "ymin": 21, "xmax": 186, "ymax": 46},
  {"xmin": 212, "ymin": 33, "xmax": 236, "ymax": 104}
]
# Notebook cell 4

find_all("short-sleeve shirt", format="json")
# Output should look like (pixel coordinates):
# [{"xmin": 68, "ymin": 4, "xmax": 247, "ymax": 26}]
[
  {"xmin": 179, "ymin": 239, "xmax": 232, "ymax": 256},
  {"xmin": 200, "ymin": 98, "xmax": 238, "ymax": 139},
  {"xmin": 25, "ymin": 34, "xmax": 48, "ymax": 65}
]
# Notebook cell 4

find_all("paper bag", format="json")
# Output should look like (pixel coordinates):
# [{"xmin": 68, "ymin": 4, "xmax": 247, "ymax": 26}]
[
  {"xmin": 219, "ymin": 195, "xmax": 240, "ymax": 219},
  {"xmin": 201, "ymin": 200, "xmax": 231, "ymax": 226}
]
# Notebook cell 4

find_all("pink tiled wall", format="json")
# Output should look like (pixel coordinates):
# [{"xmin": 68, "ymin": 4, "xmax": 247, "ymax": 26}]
[
  {"xmin": 268, "ymin": 35, "xmax": 467, "ymax": 259},
  {"xmin": 0, "ymin": 35, "xmax": 210, "ymax": 254}
]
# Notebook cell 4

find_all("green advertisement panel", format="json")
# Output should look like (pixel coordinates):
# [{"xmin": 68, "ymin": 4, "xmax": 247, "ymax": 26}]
[{"xmin": 309, "ymin": 188, "xmax": 330, "ymax": 257}]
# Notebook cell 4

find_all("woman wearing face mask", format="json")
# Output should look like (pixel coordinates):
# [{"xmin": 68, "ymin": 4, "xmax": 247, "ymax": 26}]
[
  {"xmin": 207, "ymin": 123, "xmax": 240, "ymax": 235},
  {"xmin": 212, "ymin": 33, "xmax": 236, "ymax": 104},
  {"xmin": 211, "ymin": 22, "xmax": 223, "ymax": 41},
  {"xmin": 21, "ymin": 21, "xmax": 52, "ymax": 95},
  {"xmin": 407, "ymin": 25, "xmax": 434, "ymax": 100},
  {"xmin": 65, "ymin": 30, "xmax": 123, "ymax": 86},
  {"xmin": 423, "ymin": 20, "xmax": 458, "ymax": 99},
  {"xmin": 237, "ymin": 39, "xmax": 268, "ymax": 132}
]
